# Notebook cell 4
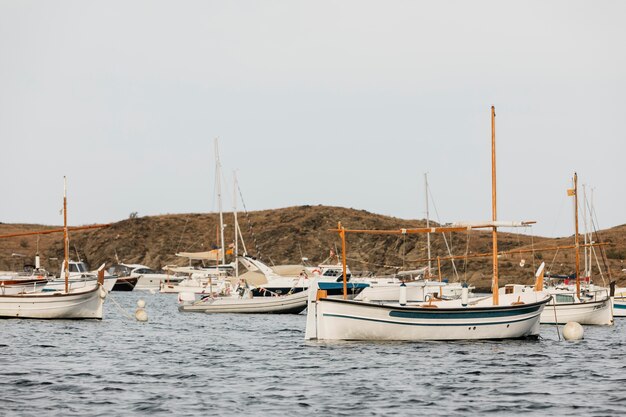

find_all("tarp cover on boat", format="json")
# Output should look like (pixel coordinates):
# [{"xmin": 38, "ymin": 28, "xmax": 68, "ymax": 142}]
[{"xmin": 176, "ymin": 249, "xmax": 223, "ymax": 260}]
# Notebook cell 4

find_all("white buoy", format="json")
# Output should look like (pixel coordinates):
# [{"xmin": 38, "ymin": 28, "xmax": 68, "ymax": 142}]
[
  {"xmin": 562, "ymin": 321, "xmax": 584, "ymax": 340},
  {"xmin": 399, "ymin": 282, "xmax": 407, "ymax": 306},
  {"xmin": 135, "ymin": 299, "xmax": 148, "ymax": 322},
  {"xmin": 461, "ymin": 283, "xmax": 469, "ymax": 307}
]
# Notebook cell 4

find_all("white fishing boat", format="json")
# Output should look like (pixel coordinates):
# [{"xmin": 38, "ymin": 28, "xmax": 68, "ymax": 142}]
[
  {"xmin": 0, "ymin": 177, "xmax": 108, "ymax": 319},
  {"xmin": 305, "ymin": 106, "xmax": 552, "ymax": 341},
  {"xmin": 529, "ymin": 174, "xmax": 614, "ymax": 326},
  {"xmin": 0, "ymin": 284, "xmax": 106, "ymax": 319},
  {"xmin": 500, "ymin": 281, "xmax": 613, "ymax": 326}
]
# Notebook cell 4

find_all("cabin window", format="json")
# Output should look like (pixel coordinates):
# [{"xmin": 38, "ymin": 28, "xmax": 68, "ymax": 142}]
[
  {"xmin": 69, "ymin": 264, "xmax": 79, "ymax": 272},
  {"xmin": 555, "ymin": 294, "xmax": 574, "ymax": 303},
  {"xmin": 505, "ymin": 286, "xmax": 514, "ymax": 294}
]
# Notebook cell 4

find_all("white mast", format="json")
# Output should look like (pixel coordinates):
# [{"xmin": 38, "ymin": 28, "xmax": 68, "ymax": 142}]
[
  {"xmin": 233, "ymin": 171, "xmax": 239, "ymax": 278},
  {"xmin": 214, "ymin": 138, "xmax": 226, "ymax": 265},
  {"xmin": 424, "ymin": 173, "xmax": 432, "ymax": 276}
]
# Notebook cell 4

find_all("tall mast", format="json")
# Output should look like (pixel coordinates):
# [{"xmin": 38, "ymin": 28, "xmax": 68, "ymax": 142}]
[
  {"xmin": 339, "ymin": 222, "xmax": 347, "ymax": 300},
  {"xmin": 214, "ymin": 138, "xmax": 226, "ymax": 265},
  {"xmin": 424, "ymin": 173, "xmax": 432, "ymax": 277},
  {"xmin": 573, "ymin": 173, "xmax": 581, "ymax": 299},
  {"xmin": 582, "ymin": 184, "xmax": 588, "ymax": 277},
  {"xmin": 63, "ymin": 176, "xmax": 69, "ymax": 294},
  {"xmin": 233, "ymin": 171, "xmax": 239, "ymax": 278},
  {"xmin": 491, "ymin": 106, "xmax": 499, "ymax": 306}
]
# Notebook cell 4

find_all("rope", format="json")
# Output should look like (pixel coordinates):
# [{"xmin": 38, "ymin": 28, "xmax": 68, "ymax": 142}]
[
  {"xmin": 175, "ymin": 216, "xmax": 191, "ymax": 254},
  {"xmin": 427, "ymin": 187, "xmax": 459, "ymax": 281},
  {"xmin": 237, "ymin": 181, "xmax": 262, "ymax": 259},
  {"xmin": 463, "ymin": 229, "xmax": 471, "ymax": 282},
  {"xmin": 552, "ymin": 301, "xmax": 561, "ymax": 341},
  {"xmin": 107, "ymin": 293, "xmax": 134, "ymax": 320}
]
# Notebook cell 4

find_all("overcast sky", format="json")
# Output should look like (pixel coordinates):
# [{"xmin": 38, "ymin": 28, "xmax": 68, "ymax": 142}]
[{"xmin": 1, "ymin": 1, "xmax": 624, "ymax": 237}]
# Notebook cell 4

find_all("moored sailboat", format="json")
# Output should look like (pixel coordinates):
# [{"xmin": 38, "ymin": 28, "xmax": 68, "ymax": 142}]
[
  {"xmin": 305, "ymin": 106, "xmax": 552, "ymax": 341},
  {"xmin": 0, "ymin": 178, "xmax": 108, "ymax": 319}
]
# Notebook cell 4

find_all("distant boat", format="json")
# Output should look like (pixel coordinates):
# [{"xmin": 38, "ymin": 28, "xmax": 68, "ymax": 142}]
[
  {"xmin": 108, "ymin": 264, "xmax": 179, "ymax": 291},
  {"xmin": 43, "ymin": 260, "xmax": 117, "ymax": 293},
  {"xmin": 178, "ymin": 281, "xmax": 308, "ymax": 314}
]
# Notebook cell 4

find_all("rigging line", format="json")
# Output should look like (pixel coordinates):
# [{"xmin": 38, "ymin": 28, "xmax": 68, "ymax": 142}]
[
  {"xmin": 589, "ymin": 206, "xmax": 612, "ymax": 283},
  {"xmin": 236, "ymin": 181, "xmax": 262, "ymax": 259},
  {"xmin": 548, "ymin": 247, "xmax": 560, "ymax": 275},
  {"xmin": 529, "ymin": 226, "xmax": 536, "ymax": 273},
  {"xmin": 590, "ymin": 244, "xmax": 606, "ymax": 285},
  {"xmin": 427, "ymin": 186, "xmax": 460, "ymax": 281},
  {"xmin": 175, "ymin": 216, "xmax": 191, "ymax": 254}
]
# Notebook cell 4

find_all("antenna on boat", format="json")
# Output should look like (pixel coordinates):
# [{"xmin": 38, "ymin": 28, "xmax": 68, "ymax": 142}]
[
  {"xmin": 63, "ymin": 176, "xmax": 69, "ymax": 294},
  {"xmin": 491, "ymin": 106, "xmax": 499, "ymax": 306}
]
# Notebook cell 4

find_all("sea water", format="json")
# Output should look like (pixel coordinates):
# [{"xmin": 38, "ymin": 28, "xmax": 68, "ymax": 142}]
[{"xmin": 1, "ymin": 292, "xmax": 626, "ymax": 416}]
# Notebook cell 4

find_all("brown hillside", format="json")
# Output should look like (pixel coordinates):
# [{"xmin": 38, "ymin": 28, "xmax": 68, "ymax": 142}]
[{"xmin": 1, "ymin": 206, "xmax": 625, "ymax": 291}]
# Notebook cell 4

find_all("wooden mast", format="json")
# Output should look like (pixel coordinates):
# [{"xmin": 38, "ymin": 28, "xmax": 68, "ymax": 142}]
[
  {"xmin": 63, "ymin": 177, "xmax": 69, "ymax": 294},
  {"xmin": 491, "ymin": 106, "xmax": 499, "ymax": 306},
  {"xmin": 425, "ymin": 173, "xmax": 432, "ymax": 277},
  {"xmin": 339, "ymin": 222, "xmax": 348, "ymax": 300},
  {"xmin": 573, "ymin": 172, "xmax": 581, "ymax": 299}
]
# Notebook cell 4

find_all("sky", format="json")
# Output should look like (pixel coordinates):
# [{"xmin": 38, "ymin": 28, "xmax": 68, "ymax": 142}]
[{"xmin": 1, "ymin": 1, "xmax": 624, "ymax": 238}]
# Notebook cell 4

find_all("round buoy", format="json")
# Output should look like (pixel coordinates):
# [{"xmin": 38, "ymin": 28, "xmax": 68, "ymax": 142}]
[
  {"xmin": 135, "ymin": 308, "xmax": 148, "ymax": 322},
  {"xmin": 137, "ymin": 299, "xmax": 146, "ymax": 309},
  {"xmin": 563, "ymin": 322, "xmax": 584, "ymax": 340}
]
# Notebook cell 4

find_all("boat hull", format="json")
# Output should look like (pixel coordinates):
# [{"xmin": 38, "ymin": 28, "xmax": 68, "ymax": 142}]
[
  {"xmin": 306, "ymin": 293, "xmax": 551, "ymax": 341},
  {"xmin": 0, "ymin": 285, "xmax": 106, "ymax": 319},
  {"xmin": 112, "ymin": 277, "xmax": 138, "ymax": 291},
  {"xmin": 179, "ymin": 291, "xmax": 308, "ymax": 314},
  {"xmin": 614, "ymin": 297, "xmax": 626, "ymax": 318},
  {"xmin": 540, "ymin": 297, "xmax": 613, "ymax": 325}
]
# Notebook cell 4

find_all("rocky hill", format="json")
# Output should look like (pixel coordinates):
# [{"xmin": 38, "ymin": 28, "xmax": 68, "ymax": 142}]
[{"xmin": 1, "ymin": 205, "xmax": 625, "ymax": 291}]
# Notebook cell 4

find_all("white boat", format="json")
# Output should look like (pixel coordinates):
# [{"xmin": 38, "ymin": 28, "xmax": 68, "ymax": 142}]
[
  {"xmin": 0, "ymin": 277, "xmax": 49, "ymax": 295},
  {"xmin": 0, "ymin": 177, "xmax": 108, "ymax": 319},
  {"xmin": 614, "ymin": 297, "xmax": 626, "ymax": 317},
  {"xmin": 0, "ymin": 284, "xmax": 107, "ymax": 319},
  {"xmin": 500, "ymin": 282, "xmax": 613, "ymax": 325},
  {"xmin": 44, "ymin": 261, "xmax": 117, "ymax": 293},
  {"xmin": 108, "ymin": 263, "xmax": 180, "ymax": 291},
  {"xmin": 305, "ymin": 106, "xmax": 552, "ymax": 341},
  {"xmin": 178, "ymin": 286, "xmax": 308, "ymax": 314},
  {"xmin": 306, "ymin": 279, "xmax": 551, "ymax": 341},
  {"xmin": 613, "ymin": 287, "xmax": 626, "ymax": 317}
]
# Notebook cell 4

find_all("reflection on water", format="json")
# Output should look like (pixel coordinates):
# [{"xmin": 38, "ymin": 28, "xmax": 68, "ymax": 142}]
[{"xmin": 2, "ymin": 292, "xmax": 626, "ymax": 416}]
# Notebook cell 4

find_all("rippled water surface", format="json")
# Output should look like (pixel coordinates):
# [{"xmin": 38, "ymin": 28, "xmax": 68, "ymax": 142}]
[{"xmin": 2, "ymin": 292, "xmax": 626, "ymax": 416}]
